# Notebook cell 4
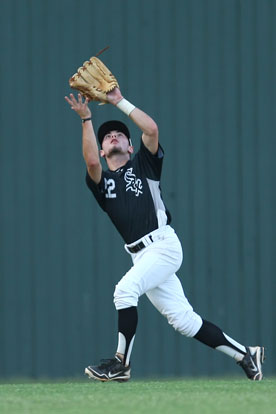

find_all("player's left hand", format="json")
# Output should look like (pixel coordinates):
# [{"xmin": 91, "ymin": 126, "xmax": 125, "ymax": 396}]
[{"xmin": 106, "ymin": 87, "xmax": 123, "ymax": 106}]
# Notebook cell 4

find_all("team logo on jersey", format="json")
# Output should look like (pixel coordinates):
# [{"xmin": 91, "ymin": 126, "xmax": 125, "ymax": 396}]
[{"xmin": 124, "ymin": 167, "xmax": 143, "ymax": 197}]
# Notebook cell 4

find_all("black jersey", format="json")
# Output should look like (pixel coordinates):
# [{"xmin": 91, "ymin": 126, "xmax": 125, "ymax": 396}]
[{"xmin": 86, "ymin": 139, "xmax": 171, "ymax": 244}]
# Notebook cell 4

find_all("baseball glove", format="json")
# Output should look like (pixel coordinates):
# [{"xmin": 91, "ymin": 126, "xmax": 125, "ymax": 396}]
[{"xmin": 69, "ymin": 55, "xmax": 119, "ymax": 104}]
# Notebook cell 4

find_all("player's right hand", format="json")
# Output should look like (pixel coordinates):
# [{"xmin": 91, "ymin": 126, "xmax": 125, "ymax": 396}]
[{"xmin": 64, "ymin": 93, "xmax": 92, "ymax": 119}]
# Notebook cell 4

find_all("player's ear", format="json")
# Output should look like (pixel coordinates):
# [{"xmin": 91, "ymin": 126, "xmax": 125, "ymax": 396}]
[
  {"xmin": 100, "ymin": 149, "xmax": 105, "ymax": 158},
  {"xmin": 128, "ymin": 145, "xmax": 134, "ymax": 155}
]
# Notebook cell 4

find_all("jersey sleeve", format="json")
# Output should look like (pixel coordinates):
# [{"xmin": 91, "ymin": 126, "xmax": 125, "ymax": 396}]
[
  {"xmin": 136, "ymin": 139, "xmax": 164, "ymax": 180},
  {"xmin": 85, "ymin": 171, "xmax": 106, "ymax": 210}
]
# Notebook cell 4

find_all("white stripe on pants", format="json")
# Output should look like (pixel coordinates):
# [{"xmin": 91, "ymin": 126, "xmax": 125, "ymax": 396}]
[{"xmin": 114, "ymin": 226, "xmax": 202, "ymax": 337}]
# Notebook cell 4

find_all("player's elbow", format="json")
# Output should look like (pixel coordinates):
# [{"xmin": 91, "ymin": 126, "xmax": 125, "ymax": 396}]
[
  {"xmin": 146, "ymin": 120, "xmax": 159, "ymax": 137},
  {"xmin": 84, "ymin": 150, "xmax": 100, "ymax": 168},
  {"xmin": 86, "ymin": 160, "xmax": 102, "ymax": 184},
  {"xmin": 86, "ymin": 157, "xmax": 101, "ymax": 170}
]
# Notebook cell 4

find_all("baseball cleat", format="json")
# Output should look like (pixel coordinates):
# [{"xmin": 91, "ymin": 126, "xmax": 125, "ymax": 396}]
[
  {"xmin": 237, "ymin": 346, "xmax": 265, "ymax": 381},
  {"xmin": 85, "ymin": 356, "xmax": 131, "ymax": 382}
]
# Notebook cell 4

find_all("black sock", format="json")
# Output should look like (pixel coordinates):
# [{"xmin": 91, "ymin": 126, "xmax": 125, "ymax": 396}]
[
  {"xmin": 194, "ymin": 319, "xmax": 246, "ymax": 356},
  {"xmin": 117, "ymin": 306, "xmax": 138, "ymax": 365}
]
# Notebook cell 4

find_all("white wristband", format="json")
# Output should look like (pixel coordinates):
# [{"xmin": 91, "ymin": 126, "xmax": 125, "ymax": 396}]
[{"xmin": 116, "ymin": 98, "xmax": 136, "ymax": 116}]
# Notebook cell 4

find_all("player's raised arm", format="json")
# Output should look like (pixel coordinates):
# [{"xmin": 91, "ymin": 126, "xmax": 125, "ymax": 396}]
[
  {"xmin": 64, "ymin": 93, "xmax": 102, "ymax": 184},
  {"xmin": 107, "ymin": 88, "xmax": 159, "ymax": 155}
]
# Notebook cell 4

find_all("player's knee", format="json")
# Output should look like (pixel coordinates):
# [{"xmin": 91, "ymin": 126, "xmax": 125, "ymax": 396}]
[
  {"xmin": 170, "ymin": 310, "xmax": 203, "ymax": 337},
  {"xmin": 113, "ymin": 286, "xmax": 139, "ymax": 310}
]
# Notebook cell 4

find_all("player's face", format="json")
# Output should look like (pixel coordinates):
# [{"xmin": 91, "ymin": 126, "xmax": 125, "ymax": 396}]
[{"xmin": 101, "ymin": 130, "xmax": 132, "ymax": 157}]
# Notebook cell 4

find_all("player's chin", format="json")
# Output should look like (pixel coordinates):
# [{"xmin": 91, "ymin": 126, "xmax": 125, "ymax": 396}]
[{"xmin": 107, "ymin": 147, "xmax": 124, "ymax": 156}]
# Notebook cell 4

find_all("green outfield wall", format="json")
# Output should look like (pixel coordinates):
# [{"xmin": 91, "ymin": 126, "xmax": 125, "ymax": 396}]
[{"xmin": 0, "ymin": 0, "xmax": 275, "ymax": 378}]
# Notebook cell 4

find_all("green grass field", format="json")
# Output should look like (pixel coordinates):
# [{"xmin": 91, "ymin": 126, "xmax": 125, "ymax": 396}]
[{"xmin": 1, "ymin": 378, "xmax": 276, "ymax": 414}]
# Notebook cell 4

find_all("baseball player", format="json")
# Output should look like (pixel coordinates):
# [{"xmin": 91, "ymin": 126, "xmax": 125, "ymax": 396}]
[{"xmin": 65, "ymin": 87, "xmax": 265, "ymax": 382}]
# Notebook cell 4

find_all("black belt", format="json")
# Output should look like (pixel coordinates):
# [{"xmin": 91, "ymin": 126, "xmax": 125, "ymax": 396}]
[{"xmin": 127, "ymin": 241, "xmax": 146, "ymax": 253}]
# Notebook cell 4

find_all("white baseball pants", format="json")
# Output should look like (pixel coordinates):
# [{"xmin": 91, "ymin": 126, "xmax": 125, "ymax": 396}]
[{"xmin": 114, "ymin": 225, "xmax": 202, "ymax": 338}]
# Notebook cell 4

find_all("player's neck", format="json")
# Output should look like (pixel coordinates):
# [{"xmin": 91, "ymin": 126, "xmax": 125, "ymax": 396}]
[{"xmin": 106, "ymin": 154, "xmax": 130, "ymax": 171}]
